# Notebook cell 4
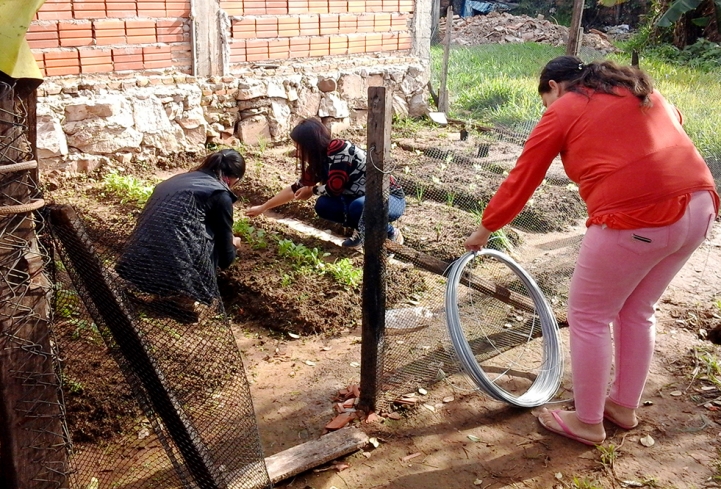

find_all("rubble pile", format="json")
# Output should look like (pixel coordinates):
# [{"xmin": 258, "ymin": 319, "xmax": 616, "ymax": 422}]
[{"xmin": 443, "ymin": 12, "xmax": 620, "ymax": 55}]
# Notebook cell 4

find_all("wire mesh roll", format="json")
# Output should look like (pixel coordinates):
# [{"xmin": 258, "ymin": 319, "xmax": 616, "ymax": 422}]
[{"xmin": 445, "ymin": 250, "xmax": 563, "ymax": 407}]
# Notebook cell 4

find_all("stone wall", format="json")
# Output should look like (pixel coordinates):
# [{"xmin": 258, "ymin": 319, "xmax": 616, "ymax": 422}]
[{"xmin": 37, "ymin": 55, "xmax": 430, "ymax": 172}]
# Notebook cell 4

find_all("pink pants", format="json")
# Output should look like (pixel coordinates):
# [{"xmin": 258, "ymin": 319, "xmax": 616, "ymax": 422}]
[{"xmin": 569, "ymin": 190, "xmax": 716, "ymax": 424}]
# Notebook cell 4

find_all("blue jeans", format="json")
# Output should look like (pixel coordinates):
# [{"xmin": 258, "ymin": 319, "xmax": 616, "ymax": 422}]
[{"xmin": 315, "ymin": 194, "xmax": 406, "ymax": 235}]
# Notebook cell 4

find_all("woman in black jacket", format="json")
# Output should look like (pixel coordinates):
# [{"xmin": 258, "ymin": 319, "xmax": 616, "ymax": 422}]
[{"xmin": 116, "ymin": 149, "xmax": 245, "ymax": 308}]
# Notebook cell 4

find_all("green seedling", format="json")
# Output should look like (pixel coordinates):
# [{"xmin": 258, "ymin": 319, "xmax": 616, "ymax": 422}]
[
  {"xmin": 325, "ymin": 258, "xmax": 363, "ymax": 289},
  {"xmin": 597, "ymin": 443, "xmax": 618, "ymax": 469},
  {"xmin": 487, "ymin": 229, "xmax": 514, "ymax": 253},
  {"xmin": 277, "ymin": 239, "xmax": 325, "ymax": 269},
  {"xmin": 62, "ymin": 375, "xmax": 85, "ymax": 395},
  {"xmin": 101, "ymin": 171, "xmax": 155, "ymax": 206},
  {"xmin": 446, "ymin": 192, "xmax": 456, "ymax": 207},
  {"xmin": 277, "ymin": 238, "xmax": 362, "ymax": 289},
  {"xmin": 280, "ymin": 273, "xmax": 295, "ymax": 287},
  {"xmin": 233, "ymin": 218, "xmax": 268, "ymax": 249},
  {"xmin": 567, "ymin": 477, "xmax": 603, "ymax": 489},
  {"xmin": 69, "ymin": 319, "xmax": 101, "ymax": 344}
]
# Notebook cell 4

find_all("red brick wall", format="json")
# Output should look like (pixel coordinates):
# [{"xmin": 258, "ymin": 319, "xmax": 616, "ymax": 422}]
[
  {"xmin": 28, "ymin": 0, "xmax": 414, "ymax": 76},
  {"xmin": 29, "ymin": 0, "xmax": 192, "ymax": 76},
  {"xmin": 224, "ymin": 0, "xmax": 414, "ymax": 65}
]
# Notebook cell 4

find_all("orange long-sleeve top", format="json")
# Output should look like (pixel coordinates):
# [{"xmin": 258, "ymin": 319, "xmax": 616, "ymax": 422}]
[{"xmin": 481, "ymin": 88, "xmax": 719, "ymax": 232}]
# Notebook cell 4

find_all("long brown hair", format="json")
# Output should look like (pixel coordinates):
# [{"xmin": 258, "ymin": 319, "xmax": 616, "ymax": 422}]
[
  {"xmin": 290, "ymin": 118, "xmax": 332, "ymax": 183},
  {"xmin": 539, "ymin": 55, "xmax": 654, "ymax": 106}
]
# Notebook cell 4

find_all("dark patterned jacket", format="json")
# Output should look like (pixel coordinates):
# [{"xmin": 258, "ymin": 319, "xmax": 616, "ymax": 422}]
[
  {"xmin": 116, "ymin": 169, "xmax": 237, "ymax": 304},
  {"xmin": 294, "ymin": 139, "xmax": 403, "ymax": 198}
]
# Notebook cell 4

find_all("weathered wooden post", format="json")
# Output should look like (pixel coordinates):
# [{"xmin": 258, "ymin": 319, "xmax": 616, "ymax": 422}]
[
  {"xmin": 438, "ymin": 6, "xmax": 452, "ymax": 114},
  {"xmin": 0, "ymin": 77, "xmax": 68, "ymax": 488},
  {"xmin": 431, "ymin": 0, "xmax": 441, "ymax": 45},
  {"xmin": 566, "ymin": 0, "xmax": 584, "ymax": 56},
  {"xmin": 358, "ymin": 86, "xmax": 392, "ymax": 413}
]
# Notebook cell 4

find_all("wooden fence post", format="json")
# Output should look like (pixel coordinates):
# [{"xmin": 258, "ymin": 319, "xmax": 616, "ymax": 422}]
[
  {"xmin": 566, "ymin": 0, "xmax": 584, "ymax": 56},
  {"xmin": 438, "ymin": 6, "xmax": 452, "ymax": 114},
  {"xmin": 0, "ymin": 79, "xmax": 67, "ymax": 488},
  {"xmin": 358, "ymin": 87, "xmax": 392, "ymax": 413}
]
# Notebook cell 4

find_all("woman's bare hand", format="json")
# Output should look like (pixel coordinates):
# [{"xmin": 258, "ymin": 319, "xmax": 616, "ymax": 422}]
[
  {"xmin": 294, "ymin": 186, "xmax": 314, "ymax": 201},
  {"xmin": 465, "ymin": 225, "xmax": 492, "ymax": 251},
  {"xmin": 245, "ymin": 205, "xmax": 265, "ymax": 217}
]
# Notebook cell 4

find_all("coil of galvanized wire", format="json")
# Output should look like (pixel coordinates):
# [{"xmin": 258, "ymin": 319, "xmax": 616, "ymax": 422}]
[{"xmin": 445, "ymin": 250, "xmax": 563, "ymax": 407}]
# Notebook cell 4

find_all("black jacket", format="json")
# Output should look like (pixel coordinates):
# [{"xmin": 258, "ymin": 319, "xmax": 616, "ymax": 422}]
[{"xmin": 116, "ymin": 169, "xmax": 238, "ymax": 303}]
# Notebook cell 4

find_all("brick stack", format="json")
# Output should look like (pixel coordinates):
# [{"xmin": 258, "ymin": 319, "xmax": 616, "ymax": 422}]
[
  {"xmin": 28, "ymin": 0, "xmax": 192, "ymax": 76},
  {"xmin": 225, "ymin": 0, "xmax": 413, "ymax": 65},
  {"xmin": 28, "ymin": 0, "xmax": 414, "ymax": 77}
]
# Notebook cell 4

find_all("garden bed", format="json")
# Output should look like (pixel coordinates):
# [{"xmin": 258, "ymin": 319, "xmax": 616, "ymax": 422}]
[{"xmin": 43, "ymin": 123, "xmax": 721, "ymax": 489}]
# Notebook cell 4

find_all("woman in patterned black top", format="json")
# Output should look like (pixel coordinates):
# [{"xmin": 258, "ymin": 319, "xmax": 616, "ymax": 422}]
[{"xmin": 246, "ymin": 118, "xmax": 406, "ymax": 248}]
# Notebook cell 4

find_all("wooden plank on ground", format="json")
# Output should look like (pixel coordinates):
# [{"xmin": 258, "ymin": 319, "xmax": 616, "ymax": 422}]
[
  {"xmin": 263, "ymin": 428, "xmax": 369, "ymax": 484},
  {"xmin": 385, "ymin": 240, "xmax": 568, "ymax": 325}
]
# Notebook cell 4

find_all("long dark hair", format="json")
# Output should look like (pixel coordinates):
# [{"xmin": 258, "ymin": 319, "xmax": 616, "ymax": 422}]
[
  {"xmin": 539, "ymin": 55, "xmax": 654, "ymax": 106},
  {"xmin": 194, "ymin": 148, "xmax": 246, "ymax": 181},
  {"xmin": 290, "ymin": 118, "xmax": 332, "ymax": 183}
]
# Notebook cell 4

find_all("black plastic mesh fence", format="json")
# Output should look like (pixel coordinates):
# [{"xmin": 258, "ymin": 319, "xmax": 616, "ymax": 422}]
[
  {"xmin": 372, "ymin": 123, "xmax": 580, "ymax": 410},
  {"xmin": 46, "ymin": 204, "xmax": 271, "ymax": 489}
]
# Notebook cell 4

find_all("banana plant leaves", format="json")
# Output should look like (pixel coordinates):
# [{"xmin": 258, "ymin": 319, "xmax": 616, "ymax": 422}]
[
  {"xmin": 657, "ymin": 0, "xmax": 705, "ymax": 27},
  {"xmin": 0, "ymin": 0, "xmax": 46, "ymax": 81},
  {"xmin": 598, "ymin": 0, "xmax": 629, "ymax": 9}
]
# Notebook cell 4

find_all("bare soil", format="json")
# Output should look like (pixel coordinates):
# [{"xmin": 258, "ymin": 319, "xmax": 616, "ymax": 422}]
[{"xmin": 46, "ymin": 125, "xmax": 721, "ymax": 489}]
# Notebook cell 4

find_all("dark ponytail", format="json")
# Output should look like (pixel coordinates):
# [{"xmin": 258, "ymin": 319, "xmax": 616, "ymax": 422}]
[
  {"xmin": 539, "ymin": 55, "xmax": 654, "ymax": 106},
  {"xmin": 194, "ymin": 148, "xmax": 246, "ymax": 181}
]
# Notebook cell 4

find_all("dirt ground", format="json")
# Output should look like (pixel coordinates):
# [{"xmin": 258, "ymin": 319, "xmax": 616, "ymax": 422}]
[
  {"xmin": 240, "ymin": 224, "xmax": 721, "ymax": 489},
  {"xmin": 228, "ymin": 131, "xmax": 721, "ymax": 489},
  {"xmin": 46, "ymin": 125, "xmax": 721, "ymax": 489}
]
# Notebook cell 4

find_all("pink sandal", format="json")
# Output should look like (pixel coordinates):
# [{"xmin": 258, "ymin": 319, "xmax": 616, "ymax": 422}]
[
  {"xmin": 603, "ymin": 411, "xmax": 638, "ymax": 430},
  {"xmin": 538, "ymin": 409, "xmax": 605, "ymax": 446}
]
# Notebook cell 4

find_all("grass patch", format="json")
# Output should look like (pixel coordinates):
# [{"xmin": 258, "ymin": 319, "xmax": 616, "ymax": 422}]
[
  {"xmin": 428, "ymin": 42, "xmax": 721, "ymax": 162},
  {"xmin": 429, "ymin": 43, "xmax": 561, "ymax": 127},
  {"xmin": 609, "ymin": 51, "xmax": 721, "ymax": 160}
]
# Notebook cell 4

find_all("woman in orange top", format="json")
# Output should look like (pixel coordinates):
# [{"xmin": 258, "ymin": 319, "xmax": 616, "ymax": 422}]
[{"xmin": 465, "ymin": 55, "xmax": 718, "ymax": 445}]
